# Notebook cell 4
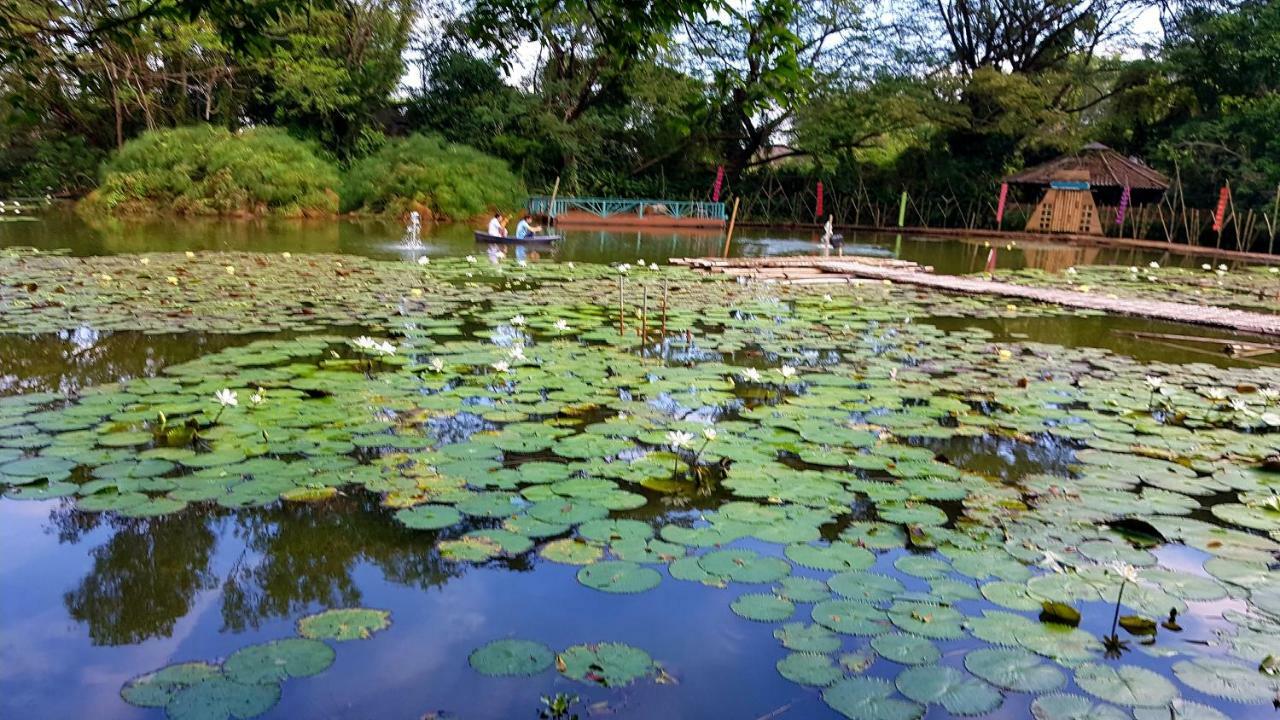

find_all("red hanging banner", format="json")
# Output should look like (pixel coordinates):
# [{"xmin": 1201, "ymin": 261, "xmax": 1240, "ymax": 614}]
[
  {"xmin": 1116, "ymin": 185, "xmax": 1131, "ymax": 226},
  {"xmin": 815, "ymin": 181, "xmax": 824, "ymax": 218},
  {"xmin": 995, "ymin": 182, "xmax": 1009, "ymax": 225},
  {"xmin": 712, "ymin": 165, "xmax": 724, "ymax": 203},
  {"xmin": 1213, "ymin": 184, "xmax": 1230, "ymax": 232}
]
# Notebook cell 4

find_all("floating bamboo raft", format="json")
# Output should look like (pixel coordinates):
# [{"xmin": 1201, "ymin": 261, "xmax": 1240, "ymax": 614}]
[{"xmin": 671, "ymin": 256, "xmax": 1280, "ymax": 337}]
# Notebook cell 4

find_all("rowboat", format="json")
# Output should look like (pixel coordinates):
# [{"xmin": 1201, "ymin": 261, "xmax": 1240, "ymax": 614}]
[{"xmin": 474, "ymin": 231, "xmax": 560, "ymax": 244}]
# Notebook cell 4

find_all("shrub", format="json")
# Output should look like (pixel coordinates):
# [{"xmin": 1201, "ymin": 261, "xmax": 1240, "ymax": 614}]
[
  {"xmin": 340, "ymin": 134, "xmax": 525, "ymax": 220},
  {"xmin": 82, "ymin": 125, "xmax": 339, "ymax": 217}
]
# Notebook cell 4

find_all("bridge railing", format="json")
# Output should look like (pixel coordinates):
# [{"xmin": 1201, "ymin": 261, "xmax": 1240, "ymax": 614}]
[{"xmin": 528, "ymin": 196, "xmax": 726, "ymax": 221}]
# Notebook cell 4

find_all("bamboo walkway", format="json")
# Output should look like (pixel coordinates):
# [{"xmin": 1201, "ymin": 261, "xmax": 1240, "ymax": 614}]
[{"xmin": 672, "ymin": 256, "xmax": 1280, "ymax": 337}]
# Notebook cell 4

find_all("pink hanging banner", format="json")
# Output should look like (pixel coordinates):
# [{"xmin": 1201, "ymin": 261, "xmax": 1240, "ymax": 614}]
[
  {"xmin": 995, "ymin": 183, "xmax": 1009, "ymax": 224},
  {"xmin": 1115, "ymin": 185, "xmax": 1131, "ymax": 226},
  {"xmin": 712, "ymin": 165, "xmax": 724, "ymax": 203},
  {"xmin": 1213, "ymin": 185, "xmax": 1230, "ymax": 232},
  {"xmin": 815, "ymin": 181, "xmax": 824, "ymax": 218}
]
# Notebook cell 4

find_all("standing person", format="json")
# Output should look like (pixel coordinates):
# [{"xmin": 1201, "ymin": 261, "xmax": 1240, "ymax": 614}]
[
  {"xmin": 514, "ymin": 213, "xmax": 542, "ymax": 240},
  {"xmin": 487, "ymin": 212, "xmax": 504, "ymax": 237}
]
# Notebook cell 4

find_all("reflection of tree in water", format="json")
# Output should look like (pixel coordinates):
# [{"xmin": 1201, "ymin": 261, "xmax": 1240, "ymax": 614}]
[
  {"xmin": 55, "ymin": 507, "xmax": 219, "ymax": 646},
  {"xmin": 219, "ymin": 492, "xmax": 464, "ymax": 632}
]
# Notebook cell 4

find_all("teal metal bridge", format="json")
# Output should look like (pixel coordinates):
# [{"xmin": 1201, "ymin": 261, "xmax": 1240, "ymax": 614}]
[{"xmin": 528, "ymin": 196, "xmax": 726, "ymax": 221}]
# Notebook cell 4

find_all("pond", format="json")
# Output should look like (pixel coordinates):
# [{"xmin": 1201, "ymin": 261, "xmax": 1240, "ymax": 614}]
[{"xmin": 1, "ymin": 212, "xmax": 1278, "ymax": 720}]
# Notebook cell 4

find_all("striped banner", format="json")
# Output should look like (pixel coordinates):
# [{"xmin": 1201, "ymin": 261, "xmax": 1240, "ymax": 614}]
[
  {"xmin": 712, "ymin": 165, "xmax": 724, "ymax": 203},
  {"xmin": 815, "ymin": 181, "xmax": 824, "ymax": 218},
  {"xmin": 995, "ymin": 183, "xmax": 1009, "ymax": 225},
  {"xmin": 1116, "ymin": 185, "xmax": 1131, "ymax": 226},
  {"xmin": 1213, "ymin": 185, "xmax": 1230, "ymax": 232}
]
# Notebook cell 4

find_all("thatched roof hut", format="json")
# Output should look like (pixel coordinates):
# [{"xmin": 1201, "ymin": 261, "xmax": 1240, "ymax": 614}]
[{"xmin": 1005, "ymin": 142, "xmax": 1170, "ymax": 205}]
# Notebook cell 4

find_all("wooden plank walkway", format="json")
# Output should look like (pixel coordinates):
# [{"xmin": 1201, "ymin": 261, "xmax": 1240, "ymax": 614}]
[{"xmin": 672, "ymin": 256, "xmax": 1280, "ymax": 336}]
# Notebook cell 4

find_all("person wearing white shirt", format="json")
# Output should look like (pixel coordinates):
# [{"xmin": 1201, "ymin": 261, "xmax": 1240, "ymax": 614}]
[{"xmin": 487, "ymin": 212, "xmax": 505, "ymax": 237}]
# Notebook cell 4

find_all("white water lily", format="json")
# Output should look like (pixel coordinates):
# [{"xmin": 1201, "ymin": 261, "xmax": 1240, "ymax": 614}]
[
  {"xmin": 100, "ymin": 273, "xmax": 113, "ymax": 282},
  {"xmin": 185, "ymin": 251, "xmax": 196, "ymax": 258},
  {"xmin": 1128, "ymin": 266, "xmax": 1138, "ymax": 273},
  {"xmin": 353, "ymin": 336, "xmax": 377, "ymax": 350},
  {"xmin": 1270, "ymin": 267, "xmax": 1278, "ymax": 274},
  {"xmin": 1146, "ymin": 275, "xmax": 1158, "ymax": 282},
  {"xmin": 742, "ymin": 368, "xmax": 762, "ymax": 383},
  {"xmin": 617, "ymin": 263, "xmax": 631, "ymax": 273},
  {"xmin": 701, "ymin": 427, "xmax": 718, "ymax": 441},
  {"xmin": 508, "ymin": 345, "xmax": 526, "ymax": 361},
  {"xmin": 778, "ymin": 365, "xmax": 797, "ymax": 380},
  {"xmin": 1066, "ymin": 267, "xmax": 1077, "ymax": 275},
  {"xmin": 491, "ymin": 360, "xmax": 510, "ymax": 373},
  {"xmin": 417, "ymin": 256, "xmax": 430, "ymax": 265},
  {"xmin": 1202, "ymin": 263, "xmax": 1212, "ymax": 271},
  {"xmin": 822, "ymin": 294, "xmax": 833, "ymax": 302},
  {"xmin": 637, "ymin": 259, "xmax": 646, "ymax": 266},
  {"xmin": 375, "ymin": 341, "xmax": 396, "ymax": 356},
  {"xmin": 1144, "ymin": 376, "xmax": 1163, "ymax": 390},
  {"xmin": 1202, "ymin": 387, "xmax": 1229, "ymax": 401},
  {"xmin": 250, "ymin": 389, "xmax": 265, "ymax": 406},
  {"xmin": 282, "ymin": 252, "xmax": 291, "ymax": 259},
  {"xmin": 1218, "ymin": 264, "xmax": 1228, "ymax": 271},
  {"xmin": 428, "ymin": 357, "xmax": 445, "ymax": 373},
  {"xmin": 139, "ymin": 257, "xmax": 150, "ymax": 265},
  {"xmin": 1259, "ymin": 388, "xmax": 1279, "ymax": 403},
  {"xmin": 666, "ymin": 430, "xmax": 695, "ymax": 449},
  {"xmin": 509, "ymin": 314, "xmax": 526, "ymax": 326},
  {"xmin": 1039, "ymin": 551, "xmax": 1066, "ymax": 574},
  {"xmin": 225, "ymin": 265, "xmax": 236, "ymax": 275},
  {"xmin": 465, "ymin": 255, "xmax": 477, "ymax": 263},
  {"xmin": 554, "ymin": 319, "xmax": 569, "ymax": 332},
  {"xmin": 1229, "ymin": 398, "xmax": 1252, "ymax": 416},
  {"xmin": 166, "ymin": 276, "xmax": 179, "ymax": 285},
  {"xmin": 215, "ymin": 388, "xmax": 238, "ymax": 407},
  {"xmin": 517, "ymin": 259, "xmax": 527, "ymax": 267},
  {"xmin": 1109, "ymin": 561, "xmax": 1141, "ymax": 585},
  {"xmin": 1148, "ymin": 261, "xmax": 1160, "ymax": 269},
  {"xmin": 567, "ymin": 262, "xmax": 575, "ymax": 269},
  {"xmin": 1261, "ymin": 412, "xmax": 1280, "ymax": 428}
]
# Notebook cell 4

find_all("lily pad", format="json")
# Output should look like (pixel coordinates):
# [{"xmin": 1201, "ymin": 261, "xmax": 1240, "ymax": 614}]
[
  {"xmin": 296, "ymin": 608, "xmax": 391, "ymax": 641},
  {"xmin": 223, "ymin": 638, "xmax": 335, "ymax": 685},
  {"xmin": 895, "ymin": 665, "xmax": 1002, "ymax": 716},
  {"xmin": 1074, "ymin": 663, "xmax": 1178, "ymax": 707},
  {"xmin": 577, "ymin": 561, "xmax": 661, "ymax": 594},
  {"xmin": 469, "ymin": 639, "xmax": 555, "ymax": 676},
  {"xmin": 777, "ymin": 652, "xmax": 844, "ymax": 687}
]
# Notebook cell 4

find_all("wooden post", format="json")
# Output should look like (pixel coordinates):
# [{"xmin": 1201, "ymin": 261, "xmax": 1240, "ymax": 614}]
[
  {"xmin": 721, "ymin": 197, "xmax": 741, "ymax": 258},
  {"xmin": 618, "ymin": 276, "xmax": 625, "ymax": 336},
  {"xmin": 640, "ymin": 285, "xmax": 648, "ymax": 351},
  {"xmin": 548, "ymin": 176, "xmax": 561, "ymax": 225},
  {"xmin": 660, "ymin": 281, "xmax": 669, "ymax": 341}
]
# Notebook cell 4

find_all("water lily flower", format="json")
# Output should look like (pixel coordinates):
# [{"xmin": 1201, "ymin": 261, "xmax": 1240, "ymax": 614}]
[
  {"xmin": 215, "ymin": 388, "xmax": 238, "ymax": 407},
  {"xmin": 1261, "ymin": 412, "xmax": 1280, "ymax": 427},
  {"xmin": 567, "ymin": 262, "xmax": 575, "ymax": 269},
  {"xmin": 517, "ymin": 259, "xmax": 527, "ymax": 267},
  {"xmin": 1144, "ymin": 376, "xmax": 1163, "ymax": 390},
  {"xmin": 822, "ymin": 294, "xmax": 833, "ymax": 302},
  {"xmin": 100, "ymin": 273, "xmax": 113, "ymax": 282},
  {"xmin": 491, "ymin": 360, "xmax": 510, "ymax": 373},
  {"xmin": 1202, "ymin": 387, "xmax": 1229, "ymax": 401},
  {"xmin": 701, "ymin": 427, "xmax": 717, "ymax": 441},
  {"xmin": 637, "ymin": 259, "xmax": 646, "ymax": 266},
  {"xmin": 225, "ymin": 265, "xmax": 236, "ymax": 275},
  {"xmin": 185, "ymin": 251, "xmax": 195, "ymax": 258},
  {"xmin": 888, "ymin": 367, "xmax": 898, "ymax": 381},
  {"xmin": 465, "ymin": 255, "xmax": 477, "ymax": 263},
  {"xmin": 139, "ymin": 257, "xmax": 150, "ymax": 265},
  {"xmin": 428, "ymin": 357, "xmax": 445, "ymax": 373},
  {"xmin": 1218, "ymin": 264, "xmax": 1228, "ymax": 271},
  {"xmin": 1148, "ymin": 261, "xmax": 1160, "ymax": 269},
  {"xmin": 1109, "ymin": 561, "xmax": 1141, "ymax": 585},
  {"xmin": 1129, "ymin": 267, "xmax": 1138, "ymax": 273},
  {"xmin": 1229, "ymin": 398, "xmax": 1252, "ymax": 416},
  {"xmin": 1215, "ymin": 269, "xmax": 1226, "ymax": 277},
  {"xmin": 997, "ymin": 349, "xmax": 1013, "ymax": 361},
  {"xmin": 1146, "ymin": 275, "xmax": 1157, "ymax": 282},
  {"xmin": 1039, "ymin": 551, "xmax": 1066, "ymax": 574},
  {"xmin": 282, "ymin": 252, "xmax": 291, "ymax": 259},
  {"xmin": 666, "ymin": 430, "xmax": 694, "ymax": 449},
  {"xmin": 508, "ymin": 345, "xmax": 526, "ymax": 361},
  {"xmin": 617, "ymin": 263, "xmax": 631, "ymax": 274},
  {"xmin": 554, "ymin": 319, "xmax": 569, "ymax": 332},
  {"xmin": 166, "ymin": 276, "xmax": 179, "ymax": 285},
  {"xmin": 1202, "ymin": 263, "xmax": 1212, "ymax": 271},
  {"xmin": 410, "ymin": 288, "xmax": 423, "ymax": 297},
  {"xmin": 741, "ymin": 368, "xmax": 762, "ymax": 383},
  {"xmin": 617, "ymin": 412, "xmax": 627, "ymax": 421},
  {"xmin": 1066, "ymin": 267, "xmax": 1077, "ymax": 275},
  {"xmin": 1270, "ymin": 267, "xmax": 1278, "ymax": 274},
  {"xmin": 1259, "ymin": 388, "xmax": 1279, "ymax": 403},
  {"xmin": 250, "ymin": 389, "xmax": 265, "ymax": 406},
  {"xmin": 778, "ymin": 365, "xmax": 797, "ymax": 380},
  {"xmin": 417, "ymin": 256, "xmax": 430, "ymax": 265},
  {"xmin": 509, "ymin": 314, "xmax": 526, "ymax": 327},
  {"xmin": 353, "ymin": 336, "xmax": 377, "ymax": 350},
  {"xmin": 375, "ymin": 341, "xmax": 397, "ymax": 356}
]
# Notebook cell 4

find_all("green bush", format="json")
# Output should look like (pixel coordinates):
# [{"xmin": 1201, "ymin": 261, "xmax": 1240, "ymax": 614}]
[
  {"xmin": 340, "ymin": 134, "xmax": 525, "ymax": 219},
  {"xmin": 83, "ymin": 125, "xmax": 339, "ymax": 217}
]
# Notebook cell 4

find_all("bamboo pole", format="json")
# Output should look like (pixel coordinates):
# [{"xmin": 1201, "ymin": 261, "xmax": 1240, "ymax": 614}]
[
  {"xmin": 640, "ymin": 284, "xmax": 648, "ymax": 350},
  {"xmin": 1270, "ymin": 184, "xmax": 1280, "ymax": 256},
  {"xmin": 660, "ymin": 281, "xmax": 668, "ymax": 342},
  {"xmin": 721, "ymin": 197, "xmax": 741, "ymax": 258},
  {"xmin": 547, "ymin": 176, "xmax": 561, "ymax": 225},
  {"xmin": 618, "ymin": 277, "xmax": 625, "ymax": 336}
]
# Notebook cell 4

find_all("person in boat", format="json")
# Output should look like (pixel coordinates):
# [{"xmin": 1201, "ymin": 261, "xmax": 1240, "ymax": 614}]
[
  {"xmin": 487, "ymin": 212, "xmax": 507, "ymax": 237},
  {"xmin": 514, "ymin": 213, "xmax": 543, "ymax": 240}
]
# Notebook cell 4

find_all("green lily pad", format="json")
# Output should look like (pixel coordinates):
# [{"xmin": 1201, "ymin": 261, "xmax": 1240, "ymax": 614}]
[
  {"xmin": 731, "ymin": 592, "xmax": 796, "ymax": 622},
  {"xmin": 964, "ymin": 647, "xmax": 1065, "ymax": 693},
  {"xmin": 223, "ymin": 638, "xmax": 335, "ymax": 685},
  {"xmin": 1073, "ymin": 663, "xmax": 1178, "ymax": 707},
  {"xmin": 469, "ymin": 639, "xmax": 554, "ymax": 676},
  {"xmin": 164, "ymin": 677, "xmax": 280, "ymax": 720},
  {"xmin": 1171, "ymin": 656, "xmax": 1279, "ymax": 703},
  {"xmin": 1030, "ymin": 693, "xmax": 1130, "ymax": 720},
  {"xmin": 774, "ymin": 622, "xmax": 842, "ymax": 653},
  {"xmin": 895, "ymin": 665, "xmax": 1002, "ymax": 716},
  {"xmin": 540, "ymin": 538, "xmax": 603, "ymax": 565},
  {"xmin": 871, "ymin": 634, "xmax": 939, "ymax": 665},
  {"xmin": 394, "ymin": 504, "xmax": 462, "ymax": 530},
  {"xmin": 777, "ymin": 652, "xmax": 844, "ymax": 687},
  {"xmin": 297, "ymin": 608, "xmax": 391, "ymax": 641},
  {"xmin": 823, "ymin": 676, "xmax": 924, "ymax": 720},
  {"xmin": 813, "ymin": 600, "xmax": 892, "ymax": 636},
  {"xmin": 121, "ymin": 662, "xmax": 224, "ymax": 708},
  {"xmin": 577, "ymin": 561, "xmax": 661, "ymax": 594},
  {"xmin": 556, "ymin": 642, "xmax": 653, "ymax": 687}
]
